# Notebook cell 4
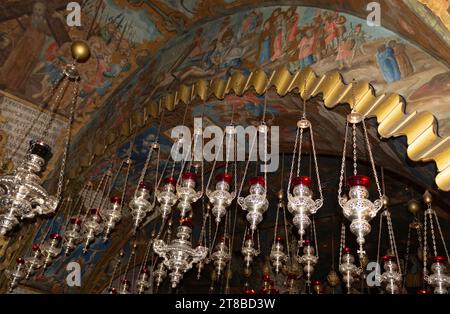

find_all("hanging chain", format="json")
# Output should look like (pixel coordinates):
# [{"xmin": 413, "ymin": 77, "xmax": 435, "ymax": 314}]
[
  {"xmin": 427, "ymin": 205, "xmax": 438, "ymax": 257},
  {"xmin": 352, "ymin": 123, "xmax": 357, "ymax": 176},
  {"xmin": 107, "ymin": 253, "xmax": 123, "ymax": 292},
  {"xmin": 423, "ymin": 210, "xmax": 428, "ymax": 279},
  {"xmin": 312, "ymin": 215, "xmax": 319, "ymax": 259},
  {"xmin": 376, "ymin": 211, "xmax": 383, "ymax": 267},
  {"xmin": 402, "ymin": 223, "xmax": 412, "ymax": 289},
  {"xmin": 287, "ymin": 126, "xmax": 300, "ymax": 194},
  {"xmin": 338, "ymin": 121, "xmax": 349, "ymax": 196},
  {"xmin": 55, "ymin": 80, "xmax": 79, "ymax": 200},
  {"xmin": 386, "ymin": 210, "xmax": 402, "ymax": 275},
  {"xmin": 362, "ymin": 120, "xmax": 383, "ymax": 199},
  {"xmin": 296, "ymin": 128, "xmax": 304, "ymax": 177},
  {"xmin": 339, "ymin": 223, "xmax": 346, "ymax": 265},
  {"xmin": 40, "ymin": 77, "xmax": 70, "ymax": 142},
  {"xmin": 309, "ymin": 125, "xmax": 323, "ymax": 200},
  {"xmin": 273, "ymin": 199, "xmax": 280, "ymax": 245},
  {"xmin": 432, "ymin": 210, "xmax": 449, "ymax": 261}
]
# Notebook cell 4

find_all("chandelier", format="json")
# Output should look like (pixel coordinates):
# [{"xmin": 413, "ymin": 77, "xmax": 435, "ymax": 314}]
[
  {"xmin": 286, "ymin": 89, "xmax": 323, "ymax": 244},
  {"xmin": 103, "ymin": 153, "xmax": 133, "ymax": 241},
  {"xmin": 337, "ymin": 109, "xmax": 383, "ymax": 259},
  {"xmin": 375, "ymin": 177, "xmax": 403, "ymax": 294},
  {"xmin": 176, "ymin": 172, "xmax": 202, "ymax": 218},
  {"xmin": 156, "ymin": 177, "xmax": 178, "ymax": 219},
  {"xmin": 238, "ymin": 176, "xmax": 268, "ymax": 231},
  {"xmin": 241, "ymin": 229, "xmax": 260, "ymax": 268},
  {"xmin": 153, "ymin": 217, "xmax": 208, "ymax": 288},
  {"xmin": 270, "ymin": 188, "xmax": 290, "ymax": 274},
  {"xmin": 207, "ymin": 173, "xmax": 235, "ymax": 224},
  {"xmin": 130, "ymin": 136, "xmax": 161, "ymax": 231},
  {"xmin": 211, "ymin": 235, "xmax": 231, "ymax": 277},
  {"xmin": 0, "ymin": 41, "xmax": 88, "ymax": 236},
  {"xmin": 422, "ymin": 191, "xmax": 449, "ymax": 294},
  {"xmin": 297, "ymin": 239, "xmax": 318, "ymax": 287}
]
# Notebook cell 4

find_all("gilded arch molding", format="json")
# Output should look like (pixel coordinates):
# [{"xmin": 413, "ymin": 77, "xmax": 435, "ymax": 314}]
[{"xmin": 138, "ymin": 66, "xmax": 449, "ymax": 192}]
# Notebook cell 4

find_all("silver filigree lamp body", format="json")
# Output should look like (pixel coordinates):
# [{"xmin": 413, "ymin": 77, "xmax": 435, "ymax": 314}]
[
  {"xmin": 287, "ymin": 176, "xmax": 322, "ymax": 242},
  {"xmin": 206, "ymin": 173, "xmax": 235, "ymax": 224},
  {"xmin": 156, "ymin": 177, "xmax": 178, "ymax": 219},
  {"xmin": 270, "ymin": 236, "xmax": 287, "ymax": 274},
  {"xmin": 238, "ymin": 176, "xmax": 268, "ymax": 231},
  {"xmin": 41, "ymin": 233, "xmax": 62, "ymax": 269},
  {"xmin": 297, "ymin": 240, "xmax": 318, "ymax": 284},
  {"xmin": 176, "ymin": 172, "xmax": 202, "ymax": 218},
  {"xmin": 63, "ymin": 217, "xmax": 82, "ymax": 255},
  {"xmin": 380, "ymin": 255, "xmax": 402, "ymax": 294},
  {"xmin": 426, "ymin": 256, "xmax": 449, "ymax": 294},
  {"xmin": 81, "ymin": 208, "xmax": 103, "ymax": 253},
  {"xmin": 241, "ymin": 233, "xmax": 259, "ymax": 268},
  {"xmin": 211, "ymin": 236, "xmax": 231, "ymax": 277},
  {"xmin": 103, "ymin": 196, "xmax": 123, "ymax": 241},
  {"xmin": 130, "ymin": 182, "xmax": 153, "ymax": 230}
]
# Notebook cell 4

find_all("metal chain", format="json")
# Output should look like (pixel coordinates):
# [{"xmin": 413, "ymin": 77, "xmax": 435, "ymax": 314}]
[
  {"xmin": 423, "ymin": 210, "xmax": 428, "ymax": 280},
  {"xmin": 338, "ymin": 121, "xmax": 349, "ymax": 196},
  {"xmin": 296, "ymin": 128, "xmax": 304, "ymax": 177},
  {"xmin": 107, "ymin": 253, "xmax": 122, "ymax": 292},
  {"xmin": 376, "ymin": 211, "xmax": 383, "ymax": 267},
  {"xmin": 309, "ymin": 124, "xmax": 323, "ymax": 200},
  {"xmin": 386, "ymin": 211, "xmax": 402, "ymax": 275},
  {"xmin": 433, "ymin": 210, "xmax": 449, "ymax": 261},
  {"xmin": 362, "ymin": 120, "xmax": 383, "ymax": 199},
  {"xmin": 402, "ymin": 224, "xmax": 412, "ymax": 290},
  {"xmin": 427, "ymin": 205, "xmax": 438, "ymax": 257},
  {"xmin": 339, "ymin": 223, "xmax": 346, "ymax": 265},
  {"xmin": 273, "ymin": 200, "xmax": 281, "ymax": 245},
  {"xmin": 56, "ymin": 81, "xmax": 79, "ymax": 200},
  {"xmin": 287, "ymin": 126, "xmax": 300, "ymax": 194},
  {"xmin": 312, "ymin": 216, "xmax": 318, "ymax": 259},
  {"xmin": 282, "ymin": 201, "xmax": 291, "ymax": 263},
  {"xmin": 40, "ymin": 78, "xmax": 70, "ymax": 141}
]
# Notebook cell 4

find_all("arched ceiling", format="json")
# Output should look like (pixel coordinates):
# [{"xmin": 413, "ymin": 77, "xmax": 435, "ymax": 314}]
[{"xmin": 0, "ymin": 0, "xmax": 450, "ymax": 294}]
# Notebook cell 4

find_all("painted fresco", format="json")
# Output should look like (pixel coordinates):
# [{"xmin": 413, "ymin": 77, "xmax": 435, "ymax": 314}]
[
  {"xmin": 78, "ymin": 4, "xmax": 449, "ymax": 156},
  {"xmin": 0, "ymin": 0, "xmax": 448, "ymax": 141},
  {"xmin": 2, "ymin": 1, "xmax": 450, "ymax": 293},
  {"xmin": 0, "ymin": 0, "xmax": 164, "ymax": 136}
]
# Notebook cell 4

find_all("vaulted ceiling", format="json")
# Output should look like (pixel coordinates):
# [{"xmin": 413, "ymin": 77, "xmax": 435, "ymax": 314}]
[{"xmin": 0, "ymin": 0, "xmax": 449, "ymax": 294}]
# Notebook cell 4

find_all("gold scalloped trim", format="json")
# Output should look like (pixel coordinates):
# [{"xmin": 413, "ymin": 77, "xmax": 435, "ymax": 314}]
[{"xmin": 78, "ymin": 66, "xmax": 450, "ymax": 191}]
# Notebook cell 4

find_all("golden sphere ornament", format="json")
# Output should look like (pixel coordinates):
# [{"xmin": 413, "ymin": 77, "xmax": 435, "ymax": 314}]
[
  {"xmin": 277, "ymin": 190, "xmax": 284, "ymax": 201},
  {"xmin": 382, "ymin": 195, "xmax": 389, "ymax": 207},
  {"xmin": 407, "ymin": 200, "xmax": 421, "ymax": 215},
  {"xmin": 423, "ymin": 190, "xmax": 432, "ymax": 205},
  {"xmin": 327, "ymin": 270, "xmax": 340, "ymax": 287},
  {"xmin": 71, "ymin": 40, "xmax": 91, "ymax": 63},
  {"xmin": 243, "ymin": 267, "xmax": 252, "ymax": 278}
]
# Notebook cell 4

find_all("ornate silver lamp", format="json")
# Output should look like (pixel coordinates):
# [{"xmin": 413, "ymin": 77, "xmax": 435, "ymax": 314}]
[{"xmin": 153, "ymin": 217, "xmax": 208, "ymax": 288}]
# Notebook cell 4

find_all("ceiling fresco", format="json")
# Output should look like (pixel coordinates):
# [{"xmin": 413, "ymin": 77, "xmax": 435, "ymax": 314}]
[{"xmin": 0, "ymin": 0, "xmax": 449, "ymax": 294}]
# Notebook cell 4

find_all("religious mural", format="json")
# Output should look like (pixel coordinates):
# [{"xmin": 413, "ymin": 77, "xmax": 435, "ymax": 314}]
[{"xmin": 1, "ymin": 1, "xmax": 449, "ymax": 293}]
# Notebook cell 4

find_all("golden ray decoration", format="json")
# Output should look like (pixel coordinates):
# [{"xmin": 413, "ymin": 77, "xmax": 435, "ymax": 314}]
[{"xmin": 80, "ymin": 66, "xmax": 449, "ymax": 191}]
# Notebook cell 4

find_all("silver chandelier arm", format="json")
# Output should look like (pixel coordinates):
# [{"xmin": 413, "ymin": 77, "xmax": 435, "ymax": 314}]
[
  {"xmin": 237, "ymin": 196, "xmax": 245, "ymax": 208},
  {"xmin": 312, "ymin": 198, "xmax": 324, "ymax": 214},
  {"xmin": 371, "ymin": 198, "xmax": 384, "ymax": 218},
  {"xmin": 338, "ymin": 196, "xmax": 347, "ymax": 209},
  {"xmin": 153, "ymin": 239, "xmax": 168, "ymax": 259}
]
